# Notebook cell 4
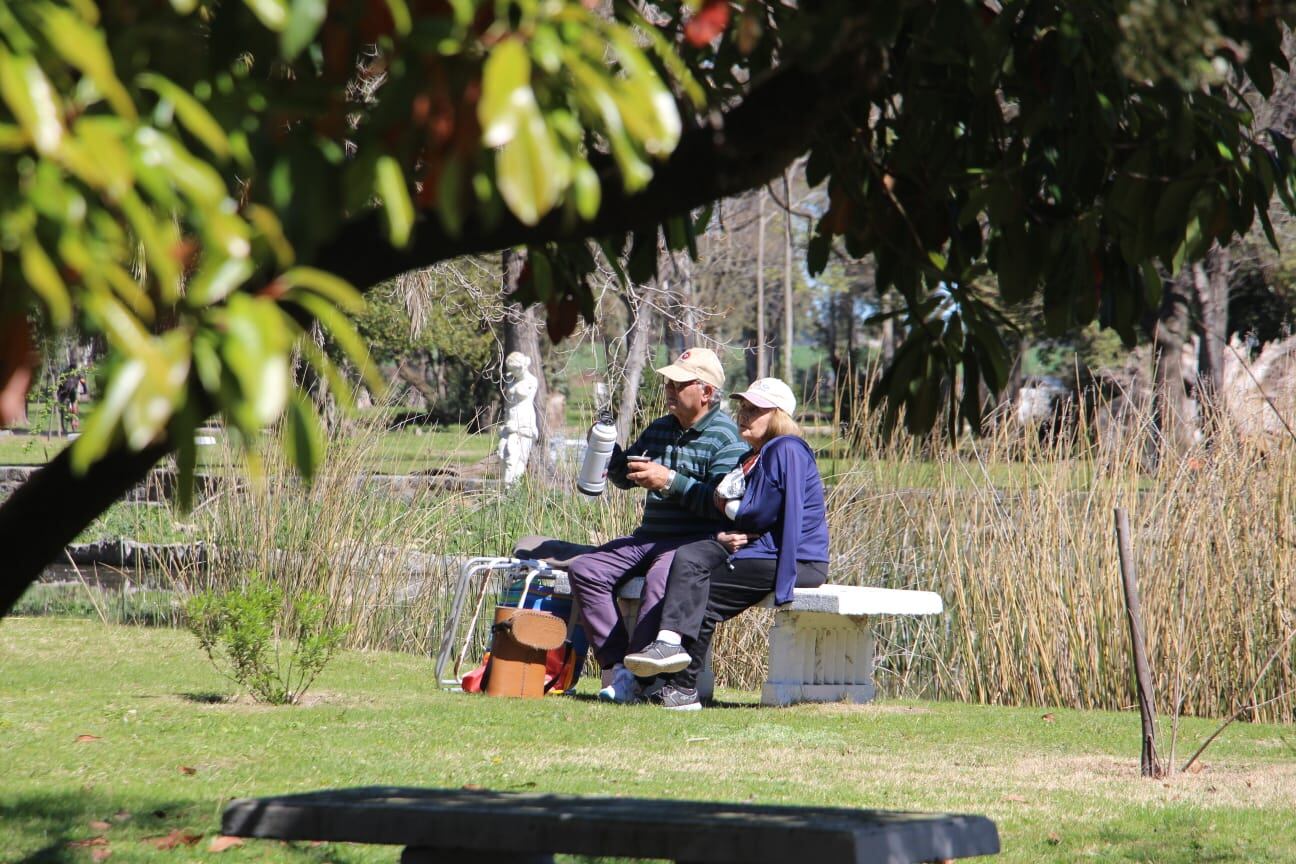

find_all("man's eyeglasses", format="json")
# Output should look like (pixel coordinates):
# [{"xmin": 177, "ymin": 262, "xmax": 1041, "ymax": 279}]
[{"xmin": 664, "ymin": 379, "xmax": 700, "ymax": 391}]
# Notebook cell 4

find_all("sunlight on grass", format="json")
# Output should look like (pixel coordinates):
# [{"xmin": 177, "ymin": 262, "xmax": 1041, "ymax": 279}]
[{"xmin": 2, "ymin": 619, "xmax": 1294, "ymax": 864}]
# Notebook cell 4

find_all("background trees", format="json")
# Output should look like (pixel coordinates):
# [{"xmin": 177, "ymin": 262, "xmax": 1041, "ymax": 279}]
[{"xmin": 5, "ymin": 1, "xmax": 1296, "ymax": 607}]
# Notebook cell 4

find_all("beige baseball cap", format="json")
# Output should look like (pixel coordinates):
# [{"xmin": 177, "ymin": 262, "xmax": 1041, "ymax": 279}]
[
  {"xmin": 656, "ymin": 347, "xmax": 725, "ymax": 389},
  {"xmin": 732, "ymin": 377, "xmax": 796, "ymax": 415}
]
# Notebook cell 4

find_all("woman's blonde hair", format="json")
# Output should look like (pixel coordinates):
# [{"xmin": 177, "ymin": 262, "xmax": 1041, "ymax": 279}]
[{"xmin": 763, "ymin": 408, "xmax": 802, "ymax": 441}]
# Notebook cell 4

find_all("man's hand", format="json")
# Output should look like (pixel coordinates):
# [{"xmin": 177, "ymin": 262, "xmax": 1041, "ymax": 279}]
[
  {"xmin": 716, "ymin": 531, "xmax": 758, "ymax": 553},
  {"xmin": 627, "ymin": 460, "xmax": 673, "ymax": 492}
]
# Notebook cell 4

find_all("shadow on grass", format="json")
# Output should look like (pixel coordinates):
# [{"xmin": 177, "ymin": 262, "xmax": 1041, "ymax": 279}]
[
  {"xmin": 177, "ymin": 692, "xmax": 231, "ymax": 704},
  {"xmin": 0, "ymin": 791, "xmax": 367, "ymax": 863}
]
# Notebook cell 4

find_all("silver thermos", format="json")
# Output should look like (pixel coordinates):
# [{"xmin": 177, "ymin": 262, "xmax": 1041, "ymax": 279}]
[{"xmin": 577, "ymin": 412, "xmax": 618, "ymax": 496}]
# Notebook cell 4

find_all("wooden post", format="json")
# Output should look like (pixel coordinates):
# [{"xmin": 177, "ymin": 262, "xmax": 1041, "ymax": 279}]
[
  {"xmin": 756, "ymin": 189, "xmax": 767, "ymax": 378},
  {"xmin": 1114, "ymin": 507, "xmax": 1164, "ymax": 778}
]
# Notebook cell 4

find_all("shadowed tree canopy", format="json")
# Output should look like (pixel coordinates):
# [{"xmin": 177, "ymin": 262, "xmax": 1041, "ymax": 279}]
[{"xmin": 3, "ymin": 0, "xmax": 1296, "ymax": 609}]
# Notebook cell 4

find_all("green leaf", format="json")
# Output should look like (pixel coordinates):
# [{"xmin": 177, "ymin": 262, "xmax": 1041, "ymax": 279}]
[
  {"xmin": 296, "ymin": 338, "xmax": 359, "ymax": 414},
  {"xmin": 71, "ymin": 356, "xmax": 143, "ymax": 474},
  {"xmin": 20, "ymin": 238, "xmax": 72, "ymax": 328},
  {"xmin": 627, "ymin": 229, "xmax": 658, "ymax": 284},
  {"xmin": 479, "ymin": 38, "xmax": 531, "ymax": 148},
  {"xmin": 67, "ymin": 116, "xmax": 134, "ymax": 196},
  {"xmin": 83, "ymin": 289, "xmax": 151, "ymax": 356},
  {"xmin": 222, "ymin": 294, "xmax": 291, "ymax": 427},
  {"xmin": 611, "ymin": 3, "xmax": 706, "ymax": 109},
  {"xmin": 281, "ymin": 0, "xmax": 326, "ymax": 59},
  {"xmin": 245, "ymin": 203, "xmax": 295, "ymax": 267},
  {"xmin": 496, "ymin": 104, "xmax": 561, "ymax": 226},
  {"xmin": 571, "ymin": 158, "xmax": 601, "ymax": 221},
  {"xmin": 132, "ymin": 127, "xmax": 228, "ymax": 205},
  {"xmin": 598, "ymin": 19, "xmax": 682, "ymax": 155},
  {"xmin": 597, "ymin": 238, "xmax": 629, "ymax": 286},
  {"xmin": 0, "ymin": 48, "xmax": 63, "ymax": 154},
  {"xmin": 806, "ymin": 230, "xmax": 830, "ymax": 277},
  {"xmin": 436, "ymin": 155, "xmax": 464, "ymax": 235},
  {"xmin": 187, "ymin": 255, "xmax": 255, "ymax": 307},
  {"xmin": 384, "ymin": 0, "xmax": 412, "ymax": 35},
  {"xmin": 374, "ymin": 155, "xmax": 414, "ymax": 247},
  {"xmin": 118, "ymin": 190, "xmax": 181, "ymax": 301},
  {"xmin": 288, "ymin": 291, "xmax": 384, "ymax": 392},
  {"xmin": 121, "ymin": 330, "xmax": 190, "ymax": 451},
  {"xmin": 40, "ymin": 6, "xmax": 136, "ymax": 121},
  {"xmin": 563, "ymin": 52, "xmax": 653, "ymax": 191},
  {"xmin": 243, "ymin": 0, "xmax": 289, "ymax": 31},
  {"xmin": 284, "ymin": 390, "xmax": 324, "ymax": 481},
  {"xmin": 279, "ymin": 267, "xmax": 365, "ymax": 314},
  {"xmin": 137, "ymin": 74, "xmax": 231, "ymax": 161}
]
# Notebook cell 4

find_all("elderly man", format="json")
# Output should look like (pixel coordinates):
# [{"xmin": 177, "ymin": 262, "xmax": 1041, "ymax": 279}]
[{"xmin": 568, "ymin": 347, "xmax": 747, "ymax": 704}]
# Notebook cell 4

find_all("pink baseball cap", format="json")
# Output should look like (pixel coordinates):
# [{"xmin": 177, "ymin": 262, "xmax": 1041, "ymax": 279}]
[{"xmin": 732, "ymin": 377, "xmax": 796, "ymax": 415}]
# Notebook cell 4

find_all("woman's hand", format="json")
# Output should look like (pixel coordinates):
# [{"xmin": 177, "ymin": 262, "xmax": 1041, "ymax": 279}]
[{"xmin": 716, "ymin": 531, "xmax": 756, "ymax": 553}]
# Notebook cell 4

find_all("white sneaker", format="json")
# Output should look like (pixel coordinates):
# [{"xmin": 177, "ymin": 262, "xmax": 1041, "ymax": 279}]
[{"xmin": 597, "ymin": 665, "xmax": 642, "ymax": 704}]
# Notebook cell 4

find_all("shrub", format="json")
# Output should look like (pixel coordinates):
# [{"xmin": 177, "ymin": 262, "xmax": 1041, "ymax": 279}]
[{"xmin": 184, "ymin": 574, "xmax": 347, "ymax": 705}]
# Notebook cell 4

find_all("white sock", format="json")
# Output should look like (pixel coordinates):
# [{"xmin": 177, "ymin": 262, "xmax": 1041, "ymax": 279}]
[{"xmin": 656, "ymin": 630, "xmax": 683, "ymax": 646}]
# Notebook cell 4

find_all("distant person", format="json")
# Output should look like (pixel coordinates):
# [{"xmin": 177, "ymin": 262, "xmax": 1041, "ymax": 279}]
[
  {"xmin": 623, "ymin": 377, "xmax": 830, "ymax": 710},
  {"xmin": 57, "ymin": 367, "xmax": 87, "ymax": 435},
  {"xmin": 566, "ymin": 347, "xmax": 747, "ymax": 704}
]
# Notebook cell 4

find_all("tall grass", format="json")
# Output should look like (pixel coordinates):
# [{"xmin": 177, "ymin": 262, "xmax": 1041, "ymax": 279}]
[
  {"xmin": 164, "ymin": 382, "xmax": 1296, "ymax": 722},
  {"xmin": 790, "ymin": 387, "xmax": 1296, "ymax": 723},
  {"xmin": 169, "ymin": 410, "xmax": 642, "ymax": 658}
]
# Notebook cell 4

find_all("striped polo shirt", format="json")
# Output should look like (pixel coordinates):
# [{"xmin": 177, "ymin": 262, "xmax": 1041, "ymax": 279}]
[{"xmin": 608, "ymin": 402, "xmax": 747, "ymax": 538}]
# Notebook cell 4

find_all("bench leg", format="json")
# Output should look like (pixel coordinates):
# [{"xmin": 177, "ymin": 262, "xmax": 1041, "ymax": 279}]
[
  {"xmin": 402, "ymin": 848, "xmax": 554, "ymax": 864},
  {"xmin": 760, "ymin": 611, "xmax": 876, "ymax": 706}
]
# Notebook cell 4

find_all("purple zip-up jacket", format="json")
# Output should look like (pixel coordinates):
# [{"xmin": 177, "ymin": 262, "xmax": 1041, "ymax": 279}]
[{"xmin": 730, "ymin": 435, "xmax": 830, "ymax": 604}]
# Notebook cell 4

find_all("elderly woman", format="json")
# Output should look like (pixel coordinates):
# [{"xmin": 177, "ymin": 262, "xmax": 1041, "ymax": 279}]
[{"xmin": 623, "ymin": 377, "xmax": 829, "ymax": 710}]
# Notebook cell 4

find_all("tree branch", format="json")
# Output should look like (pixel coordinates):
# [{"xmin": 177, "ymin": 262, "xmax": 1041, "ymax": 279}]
[
  {"xmin": 0, "ymin": 441, "xmax": 170, "ymax": 615},
  {"xmin": 0, "ymin": 26, "xmax": 874, "ymax": 606},
  {"xmin": 315, "ymin": 39, "xmax": 871, "ymax": 290}
]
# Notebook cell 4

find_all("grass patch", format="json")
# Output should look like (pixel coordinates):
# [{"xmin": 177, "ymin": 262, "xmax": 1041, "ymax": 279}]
[
  {"xmin": 0, "ymin": 431, "xmax": 70, "ymax": 464},
  {"xmin": 73, "ymin": 502, "xmax": 194, "ymax": 546},
  {"xmin": 2, "ymin": 618, "xmax": 1294, "ymax": 864}
]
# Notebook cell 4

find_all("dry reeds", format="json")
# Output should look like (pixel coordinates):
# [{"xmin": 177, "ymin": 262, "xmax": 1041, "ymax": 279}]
[
  {"xmin": 716, "ymin": 384, "xmax": 1296, "ymax": 722},
  {"xmin": 170, "ymin": 407, "xmax": 643, "ymax": 658},
  {"xmin": 172, "ymin": 380, "xmax": 1296, "ymax": 722}
]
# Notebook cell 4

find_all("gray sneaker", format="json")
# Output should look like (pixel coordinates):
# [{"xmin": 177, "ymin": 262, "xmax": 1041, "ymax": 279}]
[
  {"xmin": 624, "ymin": 640, "xmax": 691, "ymax": 676},
  {"xmin": 655, "ymin": 684, "xmax": 701, "ymax": 711}
]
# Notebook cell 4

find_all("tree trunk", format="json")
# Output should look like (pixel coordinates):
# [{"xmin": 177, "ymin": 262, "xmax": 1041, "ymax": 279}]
[
  {"xmin": 0, "ymin": 442, "xmax": 170, "ymax": 615},
  {"xmin": 396, "ymin": 358, "xmax": 438, "ymax": 408},
  {"xmin": 674, "ymin": 255, "xmax": 701, "ymax": 347},
  {"xmin": 1194, "ymin": 245, "xmax": 1229, "ymax": 436},
  {"xmin": 502, "ymin": 249, "xmax": 550, "ymax": 476},
  {"xmin": 782, "ymin": 171, "xmax": 795, "ymax": 384},
  {"xmin": 756, "ymin": 189, "xmax": 768, "ymax": 378},
  {"xmin": 879, "ymin": 294, "xmax": 894, "ymax": 366},
  {"xmin": 1152, "ymin": 273, "xmax": 1196, "ymax": 458},
  {"xmin": 616, "ymin": 294, "xmax": 655, "ymax": 443}
]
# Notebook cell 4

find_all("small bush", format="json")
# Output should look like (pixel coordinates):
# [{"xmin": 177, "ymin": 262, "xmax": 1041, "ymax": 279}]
[{"xmin": 184, "ymin": 574, "xmax": 347, "ymax": 705}]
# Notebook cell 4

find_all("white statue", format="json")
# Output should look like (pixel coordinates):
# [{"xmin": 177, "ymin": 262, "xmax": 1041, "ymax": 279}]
[{"xmin": 498, "ymin": 351, "xmax": 539, "ymax": 485}]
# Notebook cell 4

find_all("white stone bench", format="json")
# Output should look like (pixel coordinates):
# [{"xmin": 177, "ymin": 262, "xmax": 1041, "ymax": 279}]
[{"xmin": 613, "ymin": 577, "xmax": 943, "ymax": 706}]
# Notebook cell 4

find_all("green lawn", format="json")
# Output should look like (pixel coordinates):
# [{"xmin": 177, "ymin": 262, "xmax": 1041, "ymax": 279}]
[
  {"xmin": 0, "ymin": 431, "xmax": 71, "ymax": 464},
  {"xmin": 2, "ymin": 618, "xmax": 1293, "ymax": 863},
  {"xmin": 0, "ymin": 426, "xmax": 494, "ymax": 475}
]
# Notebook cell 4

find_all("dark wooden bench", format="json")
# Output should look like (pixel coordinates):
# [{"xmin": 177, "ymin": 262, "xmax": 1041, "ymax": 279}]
[{"xmin": 222, "ymin": 786, "xmax": 999, "ymax": 864}]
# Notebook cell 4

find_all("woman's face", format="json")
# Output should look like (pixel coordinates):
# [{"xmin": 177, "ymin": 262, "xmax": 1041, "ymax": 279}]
[{"xmin": 736, "ymin": 399, "xmax": 775, "ymax": 448}]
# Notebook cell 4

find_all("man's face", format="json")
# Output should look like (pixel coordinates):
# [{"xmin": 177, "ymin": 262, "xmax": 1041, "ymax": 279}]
[{"xmin": 664, "ymin": 378, "xmax": 709, "ymax": 422}]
